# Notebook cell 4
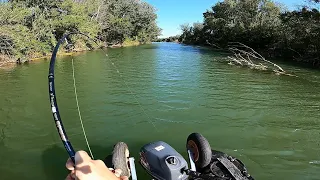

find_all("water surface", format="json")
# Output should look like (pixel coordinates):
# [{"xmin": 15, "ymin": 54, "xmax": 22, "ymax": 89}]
[{"xmin": 0, "ymin": 42, "xmax": 319, "ymax": 179}]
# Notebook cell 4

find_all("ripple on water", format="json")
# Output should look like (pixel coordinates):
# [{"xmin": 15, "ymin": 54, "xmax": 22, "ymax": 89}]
[{"xmin": 1, "ymin": 43, "xmax": 320, "ymax": 180}]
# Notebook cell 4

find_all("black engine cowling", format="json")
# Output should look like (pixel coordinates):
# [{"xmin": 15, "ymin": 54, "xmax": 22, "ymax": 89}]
[{"xmin": 139, "ymin": 141, "xmax": 189, "ymax": 180}]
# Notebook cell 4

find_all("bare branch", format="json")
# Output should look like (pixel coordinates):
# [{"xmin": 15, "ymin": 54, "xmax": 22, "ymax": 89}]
[
  {"xmin": 226, "ymin": 42, "xmax": 287, "ymax": 74},
  {"xmin": 206, "ymin": 40, "xmax": 222, "ymax": 49}
]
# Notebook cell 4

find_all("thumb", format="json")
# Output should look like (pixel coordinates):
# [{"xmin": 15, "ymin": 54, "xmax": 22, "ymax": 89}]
[{"xmin": 75, "ymin": 151, "xmax": 92, "ymax": 166}]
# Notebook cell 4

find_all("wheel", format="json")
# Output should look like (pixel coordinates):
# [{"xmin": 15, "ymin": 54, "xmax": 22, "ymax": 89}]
[
  {"xmin": 112, "ymin": 142, "xmax": 131, "ymax": 177},
  {"xmin": 186, "ymin": 133, "xmax": 212, "ymax": 169}
]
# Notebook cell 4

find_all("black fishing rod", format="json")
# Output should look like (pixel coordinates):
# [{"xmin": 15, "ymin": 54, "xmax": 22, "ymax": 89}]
[{"xmin": 48, "ymin": 32, "xmax": 97, "ymax": 163}]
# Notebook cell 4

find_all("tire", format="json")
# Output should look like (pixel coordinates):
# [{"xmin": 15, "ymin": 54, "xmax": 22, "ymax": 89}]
[
  {"xmin": 112, "ymin": 142, "xmax": 131, "ymax": 177},
  {"xmin": 186, "ymin": 133, "xmax": 212, "ymax": 169}
]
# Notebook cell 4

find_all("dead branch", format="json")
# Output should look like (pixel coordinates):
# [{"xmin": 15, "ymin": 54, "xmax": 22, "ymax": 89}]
[
  {"xmin": 227, "ymin": 42, "xmax": 286, "ymax": 73},
  {"xmin": 206, "ymin": 40, "xmax": 222, "ymax": 49}
]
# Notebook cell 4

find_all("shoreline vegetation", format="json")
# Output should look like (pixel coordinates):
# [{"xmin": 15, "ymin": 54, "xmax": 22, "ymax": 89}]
[
  {"xmin": 0, "ymin": 0, "xmax": 161, "ymax": 67},
  {"xmin": 1, "ymin": 0, "xmax": 319, "ymax": 70},
  {"xmin": 0, "ymin": 39, "xmax": 145, "ymax": 68},
  {"xmin": 160, "ymin": 0, "xmax": 320, "ymax": 69}
]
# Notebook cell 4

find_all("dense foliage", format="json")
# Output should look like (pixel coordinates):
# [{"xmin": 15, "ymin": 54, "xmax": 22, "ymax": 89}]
[
  {"xmin": 0, "ymin": 0, "xmax": 161, "ymax": 62},
  {"xmin": 179, "ymin": 0, "xmax": 320, "ymax": 67},
  {"xmin": 155, "ymin": 35, "xmax": 180, "ymax": 42}
]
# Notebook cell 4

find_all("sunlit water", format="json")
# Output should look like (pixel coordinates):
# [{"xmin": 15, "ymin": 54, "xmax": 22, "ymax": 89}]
[{"xmin": 0, "ymin": 42, "xmax": 319, "ymax": 180}]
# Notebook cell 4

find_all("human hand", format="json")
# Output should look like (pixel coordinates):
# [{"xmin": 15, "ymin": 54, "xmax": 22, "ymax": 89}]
[{"xmin": 65, "ymin": 151, "xmax": 128, "ymax": 180}]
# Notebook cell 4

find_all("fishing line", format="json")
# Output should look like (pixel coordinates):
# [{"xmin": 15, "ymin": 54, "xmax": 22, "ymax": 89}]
[
  {"xmin": 71, "ymin": 33, "xmax": 158, "ymax": 131},
  {"xmin": 103, "ymin": 54, "xmax": 158, "ymax": 131},
  {"xmin": 48, "ymin": 32, "xmax": 158, "ymax": 163},
  {"xmin": 71, "ymin": 58, "xmax": 94, "ymax": 159}
]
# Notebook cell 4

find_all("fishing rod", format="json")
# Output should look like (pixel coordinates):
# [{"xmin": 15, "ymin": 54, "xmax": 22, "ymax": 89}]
[
  {"xmin": 48, "ymin": 32, "xmax": 97, "ymax": 163},
  {"xmin": 48, "ymin": 31, "xmax": 156, "ymax": 167}
]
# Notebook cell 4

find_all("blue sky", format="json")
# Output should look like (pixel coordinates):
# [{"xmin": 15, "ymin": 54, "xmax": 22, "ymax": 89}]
[{"xmin": 145, "ymin": 0, "xmax": 308, "ymax": 38}]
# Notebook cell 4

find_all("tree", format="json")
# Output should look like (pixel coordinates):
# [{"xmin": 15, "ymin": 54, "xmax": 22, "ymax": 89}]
[
  {"xmin": 179, "ymin": 0, "xmax": 320, "ymax": 67},
  {"xmin": 97, "ymin": 0, "xmax": 160, "ymax": 44},
  {"xmin": 0, "ymin": 0, "xmax": 161, "ymax": 63}
]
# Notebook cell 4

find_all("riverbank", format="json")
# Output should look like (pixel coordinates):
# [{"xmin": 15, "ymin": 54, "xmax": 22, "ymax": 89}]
[
  {"xmin": 178, "ymin": 41, "xmax": 320, "ymax": 69},
  {"xmin": 0, "ymin": 51, "xmax": 83, "ymax": 68},
  {"xmin": 0, "ymin": 40, "xmax": 146, "ymax": 68}
]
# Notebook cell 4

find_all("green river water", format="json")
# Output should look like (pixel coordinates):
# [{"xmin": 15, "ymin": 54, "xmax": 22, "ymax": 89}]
[{"xmin": 0, "ymin": 42, "xmax": 320, "ymax": 180}]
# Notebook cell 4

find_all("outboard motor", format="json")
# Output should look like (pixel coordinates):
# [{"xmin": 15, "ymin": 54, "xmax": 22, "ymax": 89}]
[
  {"xmin": 139, "ymin": 141, "xmax": 189, "ymax": 180},
  {"xmin": 108, "ymin": 133, "xmax": 254, "ymax": 180}
]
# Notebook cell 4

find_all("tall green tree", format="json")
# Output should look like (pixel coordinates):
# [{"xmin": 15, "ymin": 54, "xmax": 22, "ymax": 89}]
[
  {"xmin": 0, "ymin": 0, "xmax": 161, "ymax": 62},
  {"xmin": 180, "ymin": 0, "xmax": 320, "ymax": 67}
]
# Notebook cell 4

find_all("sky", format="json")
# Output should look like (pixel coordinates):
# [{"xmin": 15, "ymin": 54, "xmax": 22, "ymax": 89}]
[{"xmin": 145, "ymin": 0, "xmax": 309, "ymax": 38}]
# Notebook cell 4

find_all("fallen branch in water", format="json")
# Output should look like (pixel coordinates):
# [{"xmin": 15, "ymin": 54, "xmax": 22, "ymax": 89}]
[
  {"xmin": 226, "ymin": 42, "xmax": 298, "ymax": 76},
  {"xmin": 206, "ymin": 40, "xmax": 223, "ymax": 50}
]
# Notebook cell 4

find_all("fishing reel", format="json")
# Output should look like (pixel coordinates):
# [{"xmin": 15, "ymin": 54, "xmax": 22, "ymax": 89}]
[{"xmin": 107, "ymin": 133, "xmax": 254, "ymax": 180}]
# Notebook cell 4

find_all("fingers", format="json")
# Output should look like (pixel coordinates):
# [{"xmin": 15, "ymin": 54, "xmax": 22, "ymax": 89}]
[
  {"xmin": 65, "ymin": 173, "xmax": 75, "ymax": 180},
  {"xmin": 66, "ymin": 158, "xmax": 75, "ymax": 170},
  {"xmin": 114, "ymin": 169, "xmax": 122, "ymax": 177},
  {"xmin": 115, "ymin": 169, "xmax": 129, "ymax": 180},
  {"xmin": 75, "ymin": 150, "xmax": 92, "ymax": 166},
  {"xmin": 66, "ymin": 157, "xmax": 76, "ymax": 179},
  {"xmin": 109, "ymin": 168, "xmax": 115, "ymax": 172},
  {"xmin": 94, "ymin": 159, "xmax": 107, "ymax": 167},
  {"xmin": 67, "ymin": 150, "xmax": 127, "ymax": 180}
]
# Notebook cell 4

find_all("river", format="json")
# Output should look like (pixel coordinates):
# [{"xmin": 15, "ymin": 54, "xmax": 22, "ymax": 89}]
[{"xmin": 0, "ymin": 42, "xmax": 319, "ymax": 180}]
